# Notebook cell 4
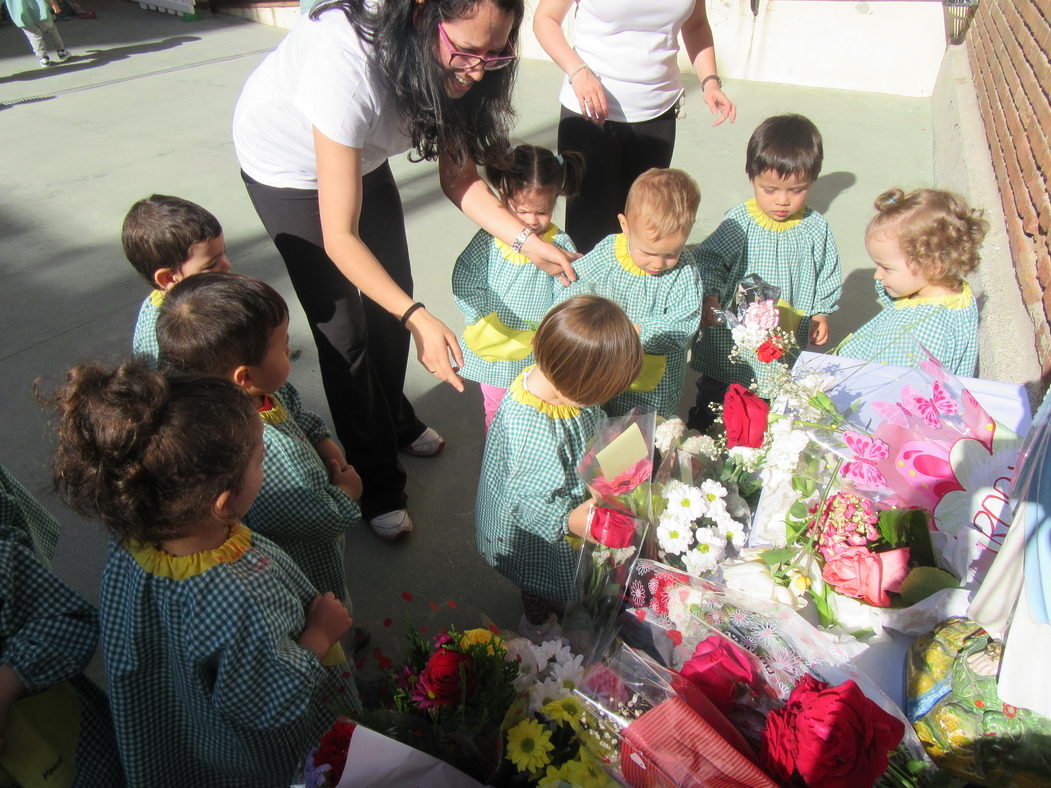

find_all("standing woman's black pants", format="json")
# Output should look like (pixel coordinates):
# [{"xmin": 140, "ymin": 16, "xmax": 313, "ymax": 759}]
[
  {"xmin": 557, "ymin": 105, "xmax": 677, "ymax": 254},
  {"xmin": 243, "ymin": 161, "xmax": 425, "ymax": 519}
]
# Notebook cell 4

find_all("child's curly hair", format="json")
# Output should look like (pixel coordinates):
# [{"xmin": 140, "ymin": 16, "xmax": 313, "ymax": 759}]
[
  {"xmin": 46, "ymin": 361, "xmax": 257, "ymax": 545},
  {"xmin": 868, "ymin": 188, "xmax": 989, "ymax": 289}
]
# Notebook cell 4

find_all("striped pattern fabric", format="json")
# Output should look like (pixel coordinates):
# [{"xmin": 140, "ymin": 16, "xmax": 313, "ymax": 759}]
[
  {"xmin": 560, "ymin": 233, "xmax": 703, "ymax": 418},
  {"xmin": 836, "ymin": 281, "xmax": 979, "ymax": 376},
  {"xmin": 690, "ymin": 200, "xmax": 841, "ymax": 393},
  {"xmin": 101, "ymin": 527, "xmax": 358, "ymax": 787},
  {"xmin": 244, "ymin": 382, "xmax": 361, "ymax": 601},
  {"xmin": 452, "ymin": 225, "xmax": 577, "ymax": 388},
  {"xmin": 475, "ymin": 368, "xmax": 600, "ymax": 602},
  {"xmin": 131, "ymin": 290, "xmax": 164, "ymax": 367}
]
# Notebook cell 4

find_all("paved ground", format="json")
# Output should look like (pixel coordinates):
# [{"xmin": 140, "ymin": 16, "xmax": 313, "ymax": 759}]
[{"xmin": 0, "ymin": 0, "xmax": 933, "ymax": 677}]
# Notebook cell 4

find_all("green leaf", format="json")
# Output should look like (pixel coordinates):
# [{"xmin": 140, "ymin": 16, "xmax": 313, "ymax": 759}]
[
  {"xmin": 808, "ymin": 585, "xmax": 837, "ymax": 628},
  {"xmin": 878, "ymin": 508, "xmax": 936, "ymax": 566},
  {"xmin": 759, "ymin": 548, "xmax": 796, "ymax": 568},
  {"xmin": 894, "ymin": 566, "xmax": 959, "ymax": 607}
]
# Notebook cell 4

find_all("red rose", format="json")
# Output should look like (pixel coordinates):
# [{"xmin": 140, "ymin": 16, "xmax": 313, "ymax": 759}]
[
  {"xmin": 723, "ymin": 384, "xmax": 769, "ymax": 449},
  {"xmin": 590, "ymin": 507, "xmax": 638, "ymax": 549},
  {"xmin": 760, "ymin": 701, "xmax": 799, "ymax": 784},
  {"xmin": 680, "ymin": 636, "xmax": 758, "ymax": 713},
  {"xmin": 414, "ymin": 647, "xmax": 476, "ymax": 709},
  {"xmin": 756, "ymin": 339, "xmax": 784, "ymax": 363},
  {"xmin": 315, "ymin": 718, "xmax": 356, "ymax": 783}
]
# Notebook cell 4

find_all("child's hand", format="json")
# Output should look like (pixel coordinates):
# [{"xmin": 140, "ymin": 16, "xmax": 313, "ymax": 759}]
[
  {"xmin": 299, "ymin": 592, "xmax": 353, "ymax": 660},
  {"xmin": 315, "ymin": 437, "xmax": 345, "ymax": 468},
  {"xmin": 568, "ymin": 500, "xmax": 595, "ymax": 540},
  {"xmin": 329, "ymin": 459, "xmax": 363, "ymax": 500},
  {"xmin": 809, "ymin": 314, "xmax": 830, "ymax": 346},
  {"xmin": 701, "ymin": 295, "xmax": 722, "ymax": 327}
]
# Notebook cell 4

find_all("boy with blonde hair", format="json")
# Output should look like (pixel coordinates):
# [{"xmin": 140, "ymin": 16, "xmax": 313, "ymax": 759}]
[{"xmin": 560, "ymin": 167, "xmax": 702, "ymax": 418}]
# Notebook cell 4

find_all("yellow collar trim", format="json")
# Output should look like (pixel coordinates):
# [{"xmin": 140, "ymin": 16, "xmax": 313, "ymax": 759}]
[
  {"xmin": 127, "ymin": 523, "xmax": 252, "ymax": 581},
  {"xmin": 259, "ymin": 392, "xmax": 289, "ymax": 426},
  {"xmin": 494, "ymin": 225, "xmax": 560, "ymax": 264},
  {"xmin": 148, "ymin": 289, "xmax": 167, "ymax": 307},
  {"xmin": 892, "ymin": 282, "xmax": 974, "ymax": 310},
  {"xmin": 614, "ymin": 234, "xmax": 649, "ymax": 276},
  {"xmin": 510, "ymin": 367, "xmax": 581, "ymax": 420},
  {"xmin": 745, "ymin": 199, "xmax": 805, "ymax": 232}
]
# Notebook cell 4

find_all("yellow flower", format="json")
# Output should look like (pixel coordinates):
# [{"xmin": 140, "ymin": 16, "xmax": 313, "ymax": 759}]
[
  {"xmin": 537, "ymin": 762, "xmax": 573, "ymax": 787},
  {"xmin": 541, "ymin": 696, "xmax": 585, "ymax": 731},
  {"xmin": 460, "ymin": 627, "xmax": 502, "ymax": 655},
  {"xmin": 506, "ymin": 719, "xmax": 554, "ymax": 773},
  {"xmin": 572, "ymin": 750, "xmax": 616, "ymax": 787}
]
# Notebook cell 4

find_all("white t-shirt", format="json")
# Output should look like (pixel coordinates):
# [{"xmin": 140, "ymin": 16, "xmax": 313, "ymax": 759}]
[
  {"xmin": 233, "ymin": 11, "xmax": 412, "ymax": 189},
  {"xmin": 558, "ymin": 0, "xmax": 697, "ymax": 124}
]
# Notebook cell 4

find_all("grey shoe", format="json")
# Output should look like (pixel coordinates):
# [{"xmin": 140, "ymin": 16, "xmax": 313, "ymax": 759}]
[
  {"xmin": 401, "ymin": 427, "xmax": 445, "ymax": 457},
  {"xmin": 55, "ymin": 49, "xmax": 71, "ymax": 62}
]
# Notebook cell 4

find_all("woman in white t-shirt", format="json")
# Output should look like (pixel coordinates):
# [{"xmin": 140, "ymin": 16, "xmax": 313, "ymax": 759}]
[
  {"xmin": 534, "ymin": 0, "xmax": 737, "ymax": 252},
  {"xmin": 233, "ymin": 0, "xmax": 577, "ymax": 539}
]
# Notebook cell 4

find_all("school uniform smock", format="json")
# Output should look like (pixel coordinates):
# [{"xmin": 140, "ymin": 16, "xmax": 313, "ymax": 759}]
[
  {"xmin": 476, "ymin": 368, "xmax": 600, "ymax": 603},
  {"xmin": 244, "ymin": 382, "xmax": 361, "ymax": 601},
  {"xmin": 2, "ymin": 0, "xmax": 50, "ymax": 27},
  {"xmin": 131, "ymin": 290, "xmax": 164, "ymax": 367},
  {"xmin": 0, "ymin": 466, "xmax": 123, "ymax": 787},
  {"xmin": 837, "ymin": 281, "xmax": 979, "ymax": 376},
  {"xmin": 452, "ymin": 226, "xmax": 577, "ymax": 389},
  {"xmin": 101, "ymin": 524, "xmax": 356, "ymax": 788},
  {"xmin": 690, "ymin": 199, "xmax": 842, "ymax": 394},
  {"xmin": 561, "ymin": 233, "xmax": 702, "ymax": 418}
]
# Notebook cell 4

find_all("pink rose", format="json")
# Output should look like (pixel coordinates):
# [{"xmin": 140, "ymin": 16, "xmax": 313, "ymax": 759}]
[
  {"xmin": 680, "ymin": 636, "xmax": 758, "ymax": 712},
  {"xmin": 822, "ymin": 546, "xmax": 910, "ymax": 607}
]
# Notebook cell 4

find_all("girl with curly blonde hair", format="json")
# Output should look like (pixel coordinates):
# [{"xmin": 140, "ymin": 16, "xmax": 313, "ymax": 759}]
[{"xmin": 837, "ymin": 187, "xmax": 988, "ymax": 375}]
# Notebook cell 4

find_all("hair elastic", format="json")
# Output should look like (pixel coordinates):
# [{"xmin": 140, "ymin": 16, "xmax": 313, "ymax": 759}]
[
  {"xmin": 400, "ymin": 301, "xmax": 425, "ymax": 327},
  {"xmin": 555, "ymin": 154, "xmax": 564, "ymax": 166}
]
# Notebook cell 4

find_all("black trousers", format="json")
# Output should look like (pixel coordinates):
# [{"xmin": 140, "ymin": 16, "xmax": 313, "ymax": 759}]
[
  {"xmin": 243, "ymin": 162, "xmax": 425, "ymax": 519},
  {"xmin": 557, "ymin": 105, "xmax": 677, "ymax": 253}
]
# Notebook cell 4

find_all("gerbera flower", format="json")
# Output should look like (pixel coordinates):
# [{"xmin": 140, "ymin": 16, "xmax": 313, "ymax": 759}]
[{"xmin": 506, "ymin": 719, "xmax": 555, "ymax": 772}]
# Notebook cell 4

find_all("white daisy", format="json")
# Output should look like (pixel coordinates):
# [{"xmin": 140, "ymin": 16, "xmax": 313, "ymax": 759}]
[
  {"xmin": 699, "ymin": 479, "xmax": 728, "ymax": 505},
  {"xmin": 716, "ymin": 517, "xmax": 748, "ymax": 550},
  {"xmin": 550, "ymin": 653, "xmax": 585, "ymax": 694},
  {"xmin": 534, "ymin": 639, "xmax": 571, "ymax": 668},
  {"xmin": 682, "ymin": 545, "xmax": 720, "ymax": 575},
  {"xmin": 662, "ymin": 481, "xmax": 707, "ymax": 521},
  {"xmin": 529, "ymin": 676, "xmax": 563, "ymax": 712},
  {"xmin": 657, "ymin": 517, "xmax": 694, "ymax": 555}
]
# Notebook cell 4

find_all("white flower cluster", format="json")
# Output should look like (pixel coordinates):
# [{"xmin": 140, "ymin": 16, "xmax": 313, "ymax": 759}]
[
  {"xmin": 503, "ymin": 637, "xmax": 586, "ymax": 712},
  {"xmin": 681, "ymin": 433, "xmax": 719, "ymax": 460},
  {"xmin": 656, "ymin": 479, "xmax": 745, "ymax": 576},
  {"xmin": 653, "ymin": 417, "xmax": 687, "ymax": 453},
  {"xmin": 730, "ymin": 323, "xmax": 769, "ymax": 352},
  {"xmin": 751, "ymin": 418, "xmax": 812, "ymax": 546}
]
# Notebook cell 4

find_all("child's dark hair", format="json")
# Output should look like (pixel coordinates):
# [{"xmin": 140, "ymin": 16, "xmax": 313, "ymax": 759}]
[
  {"xmin": 745, "ymin": 114, "xmax": 823, "ymax": 183},
  {"xmin": 122, "ymin": 195, "xmax": 223, "ymax": 287},
  {"xmin": 157, "ymin": 273, "xmax": 289, "ymax": 375},
  {"xmin": 49, "ymin": 361, "xmax": 257, "ymax": 544},
  {"xmin": 486, "ymin": 144, "xmax": 585, "ymax": 203},
  {"xmin": 533, "ymin": 296, "xmax": 643, "ymax": 406},
  {"xmin": 869, "ymin": 187, "xmax": 988, "ymax": 288}
]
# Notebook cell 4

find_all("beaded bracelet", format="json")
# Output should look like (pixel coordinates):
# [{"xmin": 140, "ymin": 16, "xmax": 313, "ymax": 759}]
[
  {"xmin": 510, "ymin": 226, "xmax": 534, "ymax": 254},
  {"xmin": 568, "ymin": 62, "xmax": 589, "ymax": 83}
]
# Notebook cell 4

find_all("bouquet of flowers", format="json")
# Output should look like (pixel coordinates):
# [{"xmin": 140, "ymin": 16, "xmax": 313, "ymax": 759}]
[
  {"xmin": 493, "ymin": 636, "xmax": 616, "ymax": 786},
  {"xmin": 618, "ymin": 561, "xmax": 932, "ymax": 787}
]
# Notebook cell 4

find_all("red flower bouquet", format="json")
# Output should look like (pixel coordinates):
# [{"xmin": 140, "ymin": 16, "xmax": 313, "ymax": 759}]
[{"xmin": 724, "ymin": 384, "xmax": 770, "ymax": 449}]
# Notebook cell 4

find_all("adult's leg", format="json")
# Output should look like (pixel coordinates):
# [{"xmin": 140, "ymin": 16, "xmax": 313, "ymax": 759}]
[
  {"xmin": 356, "ymin": 162, "xmax": 426, "ymax": 448},
  {"xmin": 242, "ymin": 172, "xmax": 407, "ymax": 519},
  {"xmin": 558, "ymin": 107, "xmax": 623, "ymax": 253},
  {"xmin": 614, "ymin": 106, "xmax": 678, "ymax": 213}
]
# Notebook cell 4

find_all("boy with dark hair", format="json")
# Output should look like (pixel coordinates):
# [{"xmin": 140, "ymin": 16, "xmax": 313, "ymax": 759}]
[
  {"xmin": 122, "ymin": 194, "xmax": 229, "ymax": 364},
  {"xmin": 689, "ymin": 114, "xmax": 842, "ymax": 430}
]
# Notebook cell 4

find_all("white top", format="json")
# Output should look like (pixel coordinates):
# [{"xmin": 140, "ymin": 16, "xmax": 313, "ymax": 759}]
[
  {"xmin": 559, "ymin": 0, "xmax": 696, "ymax": 124},
  {"xmin": 232, "ymin": 11, "xmax": 412, "ymax": 189}
]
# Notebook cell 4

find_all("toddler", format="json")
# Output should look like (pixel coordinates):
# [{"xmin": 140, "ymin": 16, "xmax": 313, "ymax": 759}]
[
  {"xmin": 561, "ymin": 167, "xmax": 702, "ymax": 418},
  {"xmin": 689, "ymin": 114, "xmax": 842, "ymax": 429},
  {"xmin": 157, "ymin": 273, "xmax": 372, "ymax": 601},
  {"xmin": 452, "ymin": 144, "xmax": 584, "ymax": 429},
  {"xmin": 122, "ymin": 194, "xmax": 230, "ymax": 365},
  {"xmin": 837, "ymin": 188, "xmax": 987, "ymax": 375},
  {"xmin": 3, "ymin": 0, "xmax": 70, "ymax": 67},
  {"xmin": 476, "ymin": 295, "xmax": 642, "ymax": 640},
  {"xmin": 51, "ymin": 362, "xmax": 355, "ymax": 787},
  {"xmin": 0, "ymin": 464, "xmax": 121, "ymax": 785}
]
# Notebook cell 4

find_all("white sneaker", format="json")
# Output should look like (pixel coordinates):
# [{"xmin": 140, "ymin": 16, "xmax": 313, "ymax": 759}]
[
  {"xmin": 38, "ymin": 55, "xmax": 51, "ymax": 67},
  {"xmin": 518, "ymin": 613, "xmax": 561, "ymax": 645},
  {"xmin": 369, "ymin": 509, "xmax": 414, "ymax": 540},
  {"xmin": 401, "ymin": 427, "xmax": 445, "ymax": 457},
  {"xmin": 55, "ymin": 49, "xmax": 71, "ymax": 62}
]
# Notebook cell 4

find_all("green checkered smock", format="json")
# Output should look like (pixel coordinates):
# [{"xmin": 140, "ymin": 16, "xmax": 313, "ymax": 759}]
[
  {"xmin": 244, "ymin": 382, "xmax": 361, "ymax": 601},
  {"xmin": 837, "ymin": 280, "xmax": 979, "ymax": 375},
  {"xmin": 101, "ymin": 524, "xmax": 358, "ymax": 788},
  {"xmin": 690, "ymin": 200, "xmax": 842, "ymax": 392},
  {"xmin": 131, "ymin": 290, "xmax": 164, "ymax": 367},
  {"xmin": 559, "ymin": 234, "xmax": 702, "ymax": 418},
  {"xmin": 475, "ymin": 368, "xmax": 600, "ymax": 602},
  {"xmin": 0, "ymin": 465, "xmax": 123, "ymax": 786},
  {"xmin": 452, "ymin": 226, "xmax": 577, "ymax": 388}
]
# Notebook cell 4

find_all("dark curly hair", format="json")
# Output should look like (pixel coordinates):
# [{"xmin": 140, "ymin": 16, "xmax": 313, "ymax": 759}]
[
  {"xmin": 869, "ymin": 187, "xmax": 989, "ymax": 288},
  {"xmin": 311, "ymin": 0, "xmax": 523, "ymax": 167},
  {"xmin": 47, "ymin": 361, "xmax": 258, "ymax": 545},
  {"xmin": 485, "ymin": 144, "xmax": 585, "ymax": 203}
]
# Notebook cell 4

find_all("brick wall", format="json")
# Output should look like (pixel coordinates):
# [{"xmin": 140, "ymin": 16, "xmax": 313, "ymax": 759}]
[{"xmin": 966, "ymin": 0, "xmax": 1051, "ymax": 377}]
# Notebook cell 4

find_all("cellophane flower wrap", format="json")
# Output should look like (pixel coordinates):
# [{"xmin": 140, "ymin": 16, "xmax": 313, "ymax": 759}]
[
  {"xmin": 566, "ymin": 410, "xmax": 656, "ymax": 661},
  {"xmin": 617, "ymin": 561, "xmax": 932, "ymax": 786},
  {"xmin": 571, "ymin": 641, "xmax": 779, "ymax": 787}
]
